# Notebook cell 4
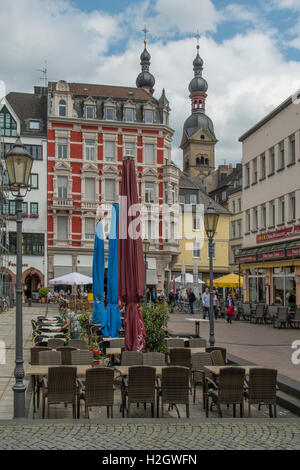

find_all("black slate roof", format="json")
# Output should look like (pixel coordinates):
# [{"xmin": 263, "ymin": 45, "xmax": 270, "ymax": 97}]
[{"xmin": 5, "ymin": 91, "xmax": 47, "ymax": 137}]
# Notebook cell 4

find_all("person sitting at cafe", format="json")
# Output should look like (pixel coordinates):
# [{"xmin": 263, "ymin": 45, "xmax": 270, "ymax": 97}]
[{"xmin": 59, "ymin": 306, "xmax": 82, "ymax": 340}]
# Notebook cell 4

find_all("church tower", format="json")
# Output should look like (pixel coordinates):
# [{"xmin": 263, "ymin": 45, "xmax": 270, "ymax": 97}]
[
  {"xmin": 136, "ymin": 26, "xmax": 155, "ymax": 95},
  {"xmin": 180, "ymin": 36, "xmax": 217, "ymax": 178}
]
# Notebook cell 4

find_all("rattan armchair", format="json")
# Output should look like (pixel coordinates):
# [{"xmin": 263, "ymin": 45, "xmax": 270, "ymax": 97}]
[
  {"xmin": 39, "ymin": 351, "xmax": 62, "ymax": 365},
  {"xmin": 56, "ymin": 346, "xmax": 77, "ymax": 365},
  {"xmin": 191, "ymin": 352, "xmax": 213, "ymax": 405},
  {"xmin": 251, "ymin": 304, "xmax": 265, "ymax": 324},
  {"xmin": 205, "ymin": 367, "xmax": 246, "ymax": 418},
  {"xmin": 78, "ymin": 367, "xmax": 114, "ymax": 418},
  {"xmin": 273, "ymin": 307, "xmax": 289, "ymax": 328},
  {"xmin": 244, "ymin": 368, "xmax": 277, "ymax": 417},
  {"xmin": 68, "ymin": 339, "xmax": 89, "ymax": 349},
  {"xmin": 206, "ymin": 347, "xmax": 226, "ymax": 364},
  {"xmin": 121, "ymin": 351, "xmax": 143, "ymax": 366},
  {"xmin": 169, "ymin": 348, "xmax": 191, "ymax": 368},
  {"xmin": 109, "ymin": 338, "xmax": 125, "ymax": 348},
  {"xmin": 157, "ymin": 366, "xmax": 190, "ymax": 418},
  {"xmin": 166, "ymin": 338, "xmax": 185, "ymax": 348},
  {"xmin": 188, "ymin": 338, "xmax": 207, "ymax": 348},
  {"xmin": 30, "ymin": 347, "xmax": 51, "ymax": 365},
  {"xmin": 47, "ymin": 338, "xmax": 65, "ymax": 349},
  {"xmin": 71, "ymin": 350, "xmax": 93, "ymax": 366},
  {"xmin": 143, "ymin": 352, "xmax": 165, "ymax": 366},
  {"xmin": 290, "ymin": 308, "xmax": 300, "ymax": 329},
  {"xmin": 42, "ymin": 366, "xmax": 78, "ymax": 418},
  {"xmin": 121, "ymin": 366, "xmax": 156, "ymax": 418}
]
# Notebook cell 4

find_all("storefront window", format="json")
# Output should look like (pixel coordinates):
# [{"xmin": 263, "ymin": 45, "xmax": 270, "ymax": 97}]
[
  {"xmin": 248, "ymin": 269, "xmax": 266, "ymax": 303},
  {"xmin": 272, "ymin": 267, "xmax": 296, "ymax": 306}
]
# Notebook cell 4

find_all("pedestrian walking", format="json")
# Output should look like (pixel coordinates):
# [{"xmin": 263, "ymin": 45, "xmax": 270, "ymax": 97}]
[
  {"xmin": 213, "ymin": 289, "xmax": 219, "ymax": 320},
  {"xmin": 188, "ymin": 288, "xmax": 196, "ymax": 315},
  {"xmin": 202, "ymin": 287, "xmax": 210, "ymax": 319}
]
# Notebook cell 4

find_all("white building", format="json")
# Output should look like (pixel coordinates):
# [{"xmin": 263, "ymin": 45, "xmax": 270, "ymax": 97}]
[{"xmin": 0, "ymin": 87, "xmax": 48, "ymax": 300}]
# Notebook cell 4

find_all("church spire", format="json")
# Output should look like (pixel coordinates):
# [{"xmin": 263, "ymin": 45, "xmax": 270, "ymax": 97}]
[
  {"xmin": 136, "ymin": 25, "xmax": 155, "ymax": 94},
  {"xmin": 188, "ymin": 32, "xmax": 208, "ymax": 112}
]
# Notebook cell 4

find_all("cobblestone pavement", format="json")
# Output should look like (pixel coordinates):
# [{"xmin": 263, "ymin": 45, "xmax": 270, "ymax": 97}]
[{"xmin": 0, "ymin": 419, "xmax": 299, "ymax": 450}]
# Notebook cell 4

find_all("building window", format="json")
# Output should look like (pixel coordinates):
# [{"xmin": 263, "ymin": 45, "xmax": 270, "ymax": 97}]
[
  {"xmin": 193, "ymin": 214, "xmax": 201, "ymax": 231},
  {"xmin": 124, "ymin": 142, "xmax": 135, "ymax": 157},
  {"xmin": 249, "ymin": 269, "xmax": 266, "ymax": 303},
  {"xmin": 0, "ymin": 106, "xmax": 17, "ymax": 137},
  {"xmin": 85, "ymin": 140, "xmax": 95, "ymax": 161},
  {"xmin": 262, "ymin": 205, "xmax": 266, "ymax": 229},
  {"xmin": 193, "ymin": 242, "xmax": 201, "ymax": 258},
  {"xmin": 279, "ymin": 141, "xmax": 285, "ymax": 169},
  {"xmin": 57, "ymin": 216, "xmax": 68, "ymax": 240},
  {"xmin": 246, "ymin": 210, "xmax": 250, "ymax": 232},
  {"xmin": 9, "ymin": 233, "xmax": 44, "ymax": 256},
  {"xmin": 237, "ymin": 220, "xmax": 242, "ymax": 238},
  {"xmin": 24, "ymin": 144, "xmax": 43, "ymax": 160},
  {"xmin": 164, "ymin": 148, "xmax": 169, "ymax": 165},
  {"xmin": 105, "ymin": 107, "xmax": 114, "ymax": 120},
  {"xmin": 29, "ymin": 120, "xmax": 40, "ymax": 130},
  {"xmin": 280, "ymin": 198, "xmax": 285, "ymax": 224},
  {"xmin": 290, "ymin": 193, "xmax": 296, "ymax": 221},
  {"xmin": 30, "ymin": 203, "xmax": 39, "ymax": 215},
  {"xmin": 57, "ymin": 176, "xmax": 68, "ymax": 199},
  {"xmin": 245, "ymin": 164, "xmax": 250, "ymax": 186},
  {"xmin": 57, "ymin": 138, "xmax": 68, "ymax": 159},
  {"xmin": 105, "ymin": 179, "xmax": 115, "ymax": 201},
  {"xmin": 231, "ymin": 221, "xmax": 236, "ymax": 239},
  {"xmin": 164, "ymin": 183, "xmax": 168, "ymax": 204},
  {"xmin": 85, "ymin": 218, "xmax": 95, "ymax": 240},
  {"xmin": 2, "ymin": 203, "xmax": 9, "ymax": 215},
  {"xmin": 145, "ymin": 144, "xmax": 155, "ymax": 164},
  {"xmin": 85, "ymin": 106, "xmax": 95, "ymax": 119},
  {"xmin": 207, "ymin": 242, "xmax": 216, "ymax": 259},
  {"xmin": 261, "ymin": 154, "xmax": 266, "ymax": 179},
  {"xmin": 145, "ymin": 182, "xmax": 155, "ymax": 203},
  {"xmin": 85, "ymin": 178, "xmax": 96, "ymax": 201},
  {"xmin": 270, "ymin": 201, "xmax": 275, "ymax": 227},
  {"xmin": 59, "ymin": 100, "xmax": 67, "ymax": 117},
  {"xmin": 189, "ymin": 194, "xmax": 197, "ymax": 205},
  {"xmin": 9, "ymin": 200, "xmax": 16, "ymax": 216},
  {"xmin": 179, "ymin": 194, "xmax": 184, "ymax": 204},
  {"xmin": 221, "ymin": 191, "xmax": 227, "ymax": 201},
  {"xmin": 29, "ymin": 174, "xmax": 39, "ymax": 189},
  {"xmin": 238, "ymin": 198, "xmax": 242, "ymax": 212},
  {"xmin": 170, "ymin": 184, "xmax": 176, "ymax": 204},
  {"xmin": 22, "ymin": 202, "xmax": 28, "ymax": 215},
  {"xmin": 232, "ymin": 200, "xmax": 236, "ymax": 214},
  {"xmin": 125, "ymin": 108, "xmax": 134, "ymax": 122},
  {"xmin": 290, "ymin": 135, "xmax": 296, "ymax": 164},
  {"xmin": 145, "ymin": 110, "xmax": 154, "ymax": 123},
  {"xmin": 270, "ymin": 148, "xmax": 275, "ymax": 174},
  {"xmin": 104, "ymin": 141, "xmax": 115, "ymax": 162},
  {"xmin": 253, "ymin": 158, "xmax": 257, "ymax": 184},
  {"xmin": 254, "ymin": 207, "xmax": 258, "ymax": 230},
  {"xmin": 273, "ymin": 267, "xmax": 296, "ymax": 306}
]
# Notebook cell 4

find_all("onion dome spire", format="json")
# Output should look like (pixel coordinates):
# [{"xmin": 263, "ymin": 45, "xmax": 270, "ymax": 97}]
[
  {"xmin": 136, "ymin": 25, "xmax": 155, "ymax": 94},
  {"xmin": 188, "ymin": 32, "xmax": 208, "ymax": 111}
]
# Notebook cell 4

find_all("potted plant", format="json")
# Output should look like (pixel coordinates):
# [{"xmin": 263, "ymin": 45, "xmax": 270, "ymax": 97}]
[
  {"xmin": 39, "ymin": 287, "xmax": 48, "ymax": 304},
  {"xmin": 142, "ymin": 301, "xmax": 169, "ymax": 353},
  {"xmin": 91, "ymin": 348, "xmax": 102, "ymax": 367}
]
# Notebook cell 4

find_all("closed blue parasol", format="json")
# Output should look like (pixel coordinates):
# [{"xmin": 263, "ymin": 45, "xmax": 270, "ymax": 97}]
[
  {"xmin": 106, "ymin": 203, "xmax": 122, "ymax": 337},
  {"xmin": 92, "ymin": 221, "xmax": 107, "ymax": 333}
]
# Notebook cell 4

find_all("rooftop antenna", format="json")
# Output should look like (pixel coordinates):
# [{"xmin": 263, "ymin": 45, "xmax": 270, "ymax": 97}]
[{"xmin": 37, "ymin": 60, "xmax": 48, "ymax": 87}]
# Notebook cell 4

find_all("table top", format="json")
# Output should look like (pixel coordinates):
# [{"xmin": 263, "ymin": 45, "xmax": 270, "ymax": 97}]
[
  {"xmin": 185, "ymin": 318, "xmax": 209, "ymax": 323},
  {"xmin": 106, "ymin": 348, "xmax": 122, "ymax": 355},
  {"xmin": 168, "ymin": 347, "xmax": 206, "ymax": 354},
  {"xmin": 203, "ymin": 365, "xmax": 273, "ymax": 375},
  {"xmin": 25, "ymin": 365, "xmax": 92, "ymax": 376}
]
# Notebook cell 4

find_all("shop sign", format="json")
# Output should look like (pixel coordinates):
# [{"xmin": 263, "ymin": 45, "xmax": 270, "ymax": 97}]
[
  {"xmin": 258, "ymin": 250, "xmax": 285, "ymax": 260},
  {"xmin": 287, "ymin": 247, "xmax": 300, "ymax": 257},
  {"xmin": 236, "ymin": 255, "xmax": 256, "ymax": 263},
  {"xmin": 257, "ymin": 225, "xmax": 300, "ymax": 243}
]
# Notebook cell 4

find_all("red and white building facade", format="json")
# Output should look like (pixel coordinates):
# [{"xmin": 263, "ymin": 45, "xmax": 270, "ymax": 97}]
[{"xmin": 47, "ymin": 74, "xmax": 180, "ymax": 290}]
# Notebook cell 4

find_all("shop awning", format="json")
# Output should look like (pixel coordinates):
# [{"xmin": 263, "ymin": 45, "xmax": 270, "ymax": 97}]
[{"xmin": 207, "ymin": 273, "xmax": 243, "ymax": 288}]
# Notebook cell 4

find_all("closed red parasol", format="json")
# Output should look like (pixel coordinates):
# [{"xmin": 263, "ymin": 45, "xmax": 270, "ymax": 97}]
[{"xmin": 118, "ymin": 158, "xmax": 146, "ymax": 351}]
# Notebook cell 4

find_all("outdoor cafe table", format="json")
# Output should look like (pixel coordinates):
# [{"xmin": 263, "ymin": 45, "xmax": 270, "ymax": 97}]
[
  {"xmin": 167, "ymin": 347, "xmax": 206, "ymax": 354},
  {"xmin": 25, "ymin": 364, "xmax": 93, "ymax": 418},
  {"xmin": 185, "ymin": 318, "xmax": 209, "ymax": 337}
]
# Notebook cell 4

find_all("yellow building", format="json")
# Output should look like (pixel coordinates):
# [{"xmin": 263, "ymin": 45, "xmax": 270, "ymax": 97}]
[{"xmin": 172, "ymin": 172, "xmax": 231, "ymax": 286}]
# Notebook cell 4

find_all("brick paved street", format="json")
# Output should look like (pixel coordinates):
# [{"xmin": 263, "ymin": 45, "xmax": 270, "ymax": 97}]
[{"xmin": 0, "ymin": 419, "xmax": 299, "ymax": 450}]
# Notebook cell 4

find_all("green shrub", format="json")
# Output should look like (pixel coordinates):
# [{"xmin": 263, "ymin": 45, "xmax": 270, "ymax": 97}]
[
  {"xmin": 38, "ymin": 287, "xmax": 48, "ymax": 298},
  {"xmin": 142, "ymin": 301, "xmax": 169, "ymax": 353}
]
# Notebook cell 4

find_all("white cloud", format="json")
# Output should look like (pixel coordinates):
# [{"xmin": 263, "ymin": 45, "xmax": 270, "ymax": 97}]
[{"xmin": 268, "ymin": 0, "xmax": 300, "ymax": 9}]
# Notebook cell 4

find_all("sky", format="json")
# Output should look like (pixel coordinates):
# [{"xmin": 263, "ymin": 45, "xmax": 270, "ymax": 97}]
[{"xmin": 1, "ymin": 0, "xmax": 300, "ymax": 168}]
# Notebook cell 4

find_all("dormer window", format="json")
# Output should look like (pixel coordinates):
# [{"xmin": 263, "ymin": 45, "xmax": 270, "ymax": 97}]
[
  {"xmin": 85, "ymin": 106, "xmax": 95, "ymax": 119},
  {"xmin": 105, "ymin": 107, "xmax": 114, "ymax": 120},
  {"xmin": 145, "ymin": 110, "xmax": 154, "ymax": 123},
  {"xmin": 59, "ymin": 100, "xmax": 66, "ymax": 117},
  {"xmin": 125, "ymin": 108, "xmax": 134, "ymax": 122},
  {"xmin": 29, "ymin": 121, "xmax": 40, "ymax": 130}
]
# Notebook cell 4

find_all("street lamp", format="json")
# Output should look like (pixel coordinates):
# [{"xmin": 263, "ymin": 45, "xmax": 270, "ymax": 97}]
[
  {"xmin": 5, "ymin": 137, "xmax": 33, "ymax": 418},
  {"xmin": 142, "ymin": 239, "xmax": 150, "ymax": 292},
  {"xmin": 204, "ymin": 202, "xmax": 220, "ymax": 347}
]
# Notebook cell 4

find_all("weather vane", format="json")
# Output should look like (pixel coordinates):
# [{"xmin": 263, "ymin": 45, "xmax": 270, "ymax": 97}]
[
  {"xmin": 195, "ymin": 30, "xmax": 201, "ymax": 50},
  {"xmin": 142, "ymin": 24, "xmax": 149, "ymax": 45}
]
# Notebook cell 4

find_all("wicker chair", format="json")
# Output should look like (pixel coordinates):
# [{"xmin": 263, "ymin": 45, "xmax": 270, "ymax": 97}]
[
  {"xmin": 121, "ymin": 366, "xmax": 156, "ymax": 418},
  {"xmin": 169, "ymin": 348, "xmax": 191, "ymax": 368},
  {"xmin": 188, "ymin": 338, "xmax": 207, "ymax": 348},
  {"xmin": 30, "ymin": 347, "xmax": 51, "ymax": 365},
  {"xmin": 210, "ymin": 350, "xmax": 226, "ymax": 366},
  {"xmin": 166, "ymin": 338, "xmax": 185, "ymax": 348},
  {"xmin": 121, "ymin": 351, "xmax": 143, "ymax": 366},
  {"xmin": 143, "ymin": 352, "xmax": 165, "ymax": 366},
  {"xmin": 109, "ymin": 338, "xmax": 125, "ymax": 348},
  {"xmin": 191, "ymin": 352, "xmax": 213, "ymax": 405},
  {"xmin": 71, "ymin": 350, "xmax": 93, "ymax": 366},
  {"xmin": 205, "ymin": 367, "xmax": 246, "ymax": 417},
  {"xmin": 290, "ymin": 308, "xmax": 300, "ymax": 329},
  {"xmin": 251, "ymin": 304, "xmax": 265, "ymax": 324},
  {"xmin": 78, "ymin": 367, "xmax": 114, "ymax": 418},
  {"xmin": 39, "ymin": 351, "xmax": 62, "ymax": 365},
  {"xmin": 47, "ymin": 338, "xmax": 65, "ymax": 349},
  {"xmin": 33, "ymin": 334, "xmax": 50, "ymax": 346},
  {"xmin": 273, "ymin": 307, "xmax": 289, "ymax": 328},
  {"xmin": 42, "ymin": 366, "xmax": 78, "ymax": 418},
  {"xmin": 157, "ymin": 366, "xmax": 190, "ymax": 418},
  {"xmin": 244, "ymin": 368, "xmax": 277, "ymax": 417},
  {"xmin": 241, "ymin": 303, "xmax": 251, "ymax": 321},
  {"xmin": 68, "ymin": 339, "xmax": 89, "ymax": 349},
  {"xmin": 206, "ymin": 347, "xmax": 226, "ymax": 364},
  {"xmin": 56, "ymin": 346, "xmax": 77, "ymax": 365}
]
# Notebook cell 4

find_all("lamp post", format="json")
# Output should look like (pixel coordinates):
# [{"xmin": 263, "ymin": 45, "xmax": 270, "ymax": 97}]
[
  {"xmin": 142, "ymin": 239, "xmax": 150, "ymax": 294},
  {"xmin": 5, "ymin": 138, "xmax": 33, "ymax": 418},
  {"xmin": 204, "ymin": 202, "xmax": 220, "ymax": 347}
]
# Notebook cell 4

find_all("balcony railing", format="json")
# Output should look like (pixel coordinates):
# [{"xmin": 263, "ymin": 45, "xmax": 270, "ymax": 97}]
[
  {"xmin": 81, "ymin": 201, "xmax": 98, "ymax": 210},
  {"xmin": 52, "ymin": 198, "xmax": 74, "ymax": 208}
]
